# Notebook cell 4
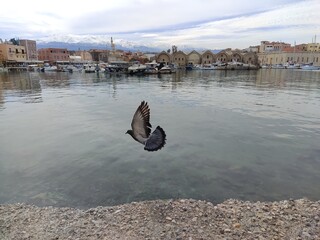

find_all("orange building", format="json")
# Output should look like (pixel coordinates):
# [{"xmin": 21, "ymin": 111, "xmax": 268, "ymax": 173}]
[
  {"xmin": 38, "ymin": 48, "xmax": 69, "ymax": 62},
  {"xmin": 0, "ymin": 43, "xmax": 26, "ymax": 63}
]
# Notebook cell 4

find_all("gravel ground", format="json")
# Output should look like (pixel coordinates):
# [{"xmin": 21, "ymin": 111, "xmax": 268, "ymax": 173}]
[{"xmin": 1, "ymin": 198, "xmax": 320, "ymax": 240}]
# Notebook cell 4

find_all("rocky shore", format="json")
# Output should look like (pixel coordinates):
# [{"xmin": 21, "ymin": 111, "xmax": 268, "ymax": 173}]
[{"xmin": 1, "ymin": 198, "xmax": 319, "ymax": 240}]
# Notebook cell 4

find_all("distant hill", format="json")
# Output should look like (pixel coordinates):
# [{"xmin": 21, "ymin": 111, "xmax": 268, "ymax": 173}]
[
  {"xmin": 36, "ymin": 34, "xmax": 222, "ymax": 53},
  {"xmin": 37, "ymin": 41, "xmax": 161, "ymax": 53},
  {"xmin": 37, "ymin": 41, "xmax": 222, "ymax": 54}
]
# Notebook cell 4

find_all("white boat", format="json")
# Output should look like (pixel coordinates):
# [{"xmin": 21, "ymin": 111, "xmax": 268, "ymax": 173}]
[
  {"xmin": 200, "ymin": 64, "xmax": 216, "ymax": 70},
  {"xmin": 145, "ymin": 60, "xmax": 160, "ymax": 74},
  {"xmin": 272, "ymin": 64, "xmax": 285, "ymax": 69},
  {"xmin": 261, "ymin": 65, "xmax": 270, "ymax": 69},
  {"xmin": 0, "ymin": 66, "xmax": 8, "ymax": 72},
  {"xmin": 83, "ymin": 64, "xmax": 97, "ymax": 73},
  {"xmin": 214, "ymin": 62, "xmax": 228, "ymax": 70},
  {"xmin": 128, "ymin": 63, "xmax": 147, "ymax": 74},
  {"xmin": 41, "ymin": 63, "xmax": 58, "ymax": 72},
  {"xmin": 105, "ymin": 61, "xmax": 129, "ymax": 74},
  {"xmin": 158, "ymin": 65, "xmax": 176, "ymax": 74},
  {"xmin": 27, "ymin": 64, "xmax": 41, "ymax": 72},
  {"xmin": 301, "ymin": 63, "xmax": 319, "ymax": 71},
  {"xmin": 284, "ymin": 62, "xmax": 300, "ymax": 69}
]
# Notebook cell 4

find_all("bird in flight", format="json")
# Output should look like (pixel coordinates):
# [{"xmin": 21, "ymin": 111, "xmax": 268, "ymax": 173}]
[{"xmin": 126, "ymin": 101, "xmax": 166, "ymax": 151}]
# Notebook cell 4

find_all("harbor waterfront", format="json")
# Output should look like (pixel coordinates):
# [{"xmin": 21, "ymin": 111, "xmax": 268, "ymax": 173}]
[{"xmin": 0, "ymin": 69, "xmax": 320, "ymax": 208}]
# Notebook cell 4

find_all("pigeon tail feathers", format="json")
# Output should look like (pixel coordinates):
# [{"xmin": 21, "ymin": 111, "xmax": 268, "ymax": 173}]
[{"xmin": 144, "ymin": 126, "xmax": 166, "ymax": 151}]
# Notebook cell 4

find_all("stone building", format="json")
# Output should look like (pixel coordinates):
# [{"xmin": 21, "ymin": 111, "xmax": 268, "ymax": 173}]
[
  {"xmin": 242, "ymin": 52, "xmax": 258, "ymax": 65},
  {"xmin": 89, "ymin": 49, "xmax": 108, "ymax": 62},
  {"xmin": 216, "ymin": 50, "xmax": 230, "ymax": 63},
  {"xmin": 19, "ymin": 39, "xmax": 38, "ymax": 61},
  {"xmin": 74, "ymin": 50, "xmax": 93, "ymax": 62},
  {"xmin": 172, "ymin": 51, "xmax": 187, "ymax": 67},
  {"xmin": 201, "ymin": 50, "xmax": 215, "ymax": 64},
  {"xmin": 187, "ymin": 50, "xmax": 201, "ymax": 65},
  {"xmin": 156, "ymin": 51, "xmax": 171, "ymax": 64}
]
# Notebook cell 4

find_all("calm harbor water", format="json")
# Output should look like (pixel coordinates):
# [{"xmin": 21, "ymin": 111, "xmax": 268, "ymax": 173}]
[{"xmin": 0, "ymin": 69, "xmax": 320, "ymax": 208}]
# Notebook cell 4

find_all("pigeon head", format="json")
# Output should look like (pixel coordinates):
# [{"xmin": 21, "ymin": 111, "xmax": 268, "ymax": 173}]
[{"xmin": 126, "ymin": 129, "xmax": 133, "ymax": 136}]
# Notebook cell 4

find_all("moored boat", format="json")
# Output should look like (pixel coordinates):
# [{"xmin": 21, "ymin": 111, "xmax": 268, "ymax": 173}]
[{"xmin": 300, "ymin": 63, "xmax": 319, "ymax": 71}]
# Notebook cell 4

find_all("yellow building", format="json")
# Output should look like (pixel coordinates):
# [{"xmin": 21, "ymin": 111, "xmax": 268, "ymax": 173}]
[
  {"xmin": 258, "ymin": 52, "xmax": 320, "ymax": 66},
  {"xmin": 0, "ymin": 43, "xmax": 27, "ymax": 63},
  {"xmin": 307, "ymin": 43, "xmax": 320, "ymax": 52}
]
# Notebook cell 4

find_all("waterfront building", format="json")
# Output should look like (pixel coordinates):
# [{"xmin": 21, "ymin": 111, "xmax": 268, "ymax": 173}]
[
  {"xmin": 258, "ymin": 51, "xmax": 320, "ymax": 66},
  {"xmin": 19, "ymin": 39, "xmax": 38, "ymax": 61},
  {"xmin": 216, "ymin": 50, "xmax": 230, "ymax": 63},
  {"xmin": 0, "ymin": 42, "xmax": 26, "ymax": 63},
  {"xmin": 89, "ymin": 49, "xmax": 108, "ymax": 62},
  {"xmin": 74, "ymin": 50, "xmax": 93, "ymax": 62},
  {"xmin": 201, "ymin": 50, "xmax": 215, "ymax": 64},
  {"xmin": 242, "ymin": 52, "xmax": 258, "ymax": 65},
  {"xmin": 156, "ymin": 51, "xmax": 171, "ymax": 64},
  {"xmin": 259, "ymin": 41, "xmax": 291, "ymax": 53},
  {"xmin": 38, "ymin": 48, "xmax": 69, "ymax": 63},
  {"xmin": 172, "ymin": 51, "xmax": 187, "ymax": 67},
  {"xmin": 155, "ymin": 49, "xmax": 259, "ymax": 67},
  {"xmin": 187, "ymin": 50, "xmax": 201, "ymax": 65},
  {"xmin": 307, "ymin": 43, "xmax": 320, "ymax": 52},
  {"xmin": 258, "ymin": 39, "xmax": 320, "ymax": 66}
]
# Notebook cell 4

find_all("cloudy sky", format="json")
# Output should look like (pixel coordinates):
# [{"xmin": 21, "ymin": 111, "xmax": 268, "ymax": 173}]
[{"xmin": 0, "ymin": 0, "xmax": 319, "ymax": 49}]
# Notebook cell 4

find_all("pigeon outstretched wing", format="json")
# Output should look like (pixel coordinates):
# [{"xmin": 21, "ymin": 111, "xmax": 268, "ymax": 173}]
[
  {"xmin": 127, "ymin": 101, "xmax": 166, "ymax": 151},
  {"xmin": 131, "ymin": 101, "xmax": 151, "ymax": 141}
]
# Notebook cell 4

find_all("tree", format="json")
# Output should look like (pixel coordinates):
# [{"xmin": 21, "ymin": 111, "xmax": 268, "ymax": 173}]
[{"xmin": 9, "ymin": 38, "xmax": 19, "ymax": 45}]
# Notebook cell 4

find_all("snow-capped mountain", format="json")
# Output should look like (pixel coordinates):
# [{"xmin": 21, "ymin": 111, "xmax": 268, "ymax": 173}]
[
  {"xmin": 36, "ymin": 34, "xmax": 213, "ymax": 53},
  {"xmin": 36, "ymin": 34, "xmax": 167, "ymax": 52}
]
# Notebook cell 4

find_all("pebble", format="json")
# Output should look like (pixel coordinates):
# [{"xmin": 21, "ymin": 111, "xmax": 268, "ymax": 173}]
[{"xmin": 0, "ymin": 198, "xmax": 319, "ymax": 239}]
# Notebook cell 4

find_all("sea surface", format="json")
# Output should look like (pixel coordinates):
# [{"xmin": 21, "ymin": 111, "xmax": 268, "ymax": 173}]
[{"xmin": 0, "ymin": 69, "xmax": 320, "ymax": 208}]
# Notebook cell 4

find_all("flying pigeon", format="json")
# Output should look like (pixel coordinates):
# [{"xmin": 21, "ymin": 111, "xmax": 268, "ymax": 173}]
[{"xmin": 126, "ymin": 101, "xmax": 166, "ymax": 151}]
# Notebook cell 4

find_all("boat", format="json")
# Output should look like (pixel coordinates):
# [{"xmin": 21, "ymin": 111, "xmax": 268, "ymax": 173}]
[
  {"xmin": 271, "ymin": 64, "xmax": 285, "ymax": 69},
  {"xmin": 0, "ymin": 65, "xmax": 8, "ymax": 72},
  {"xmin": 200, "ymin": 64, "xmax": 216, "ymax": 70},
  {"xmin": 227, "ymin": 61, "xmax": 244, "ymax": 70},
  {"xmin": 105, "ymin": 61, "xmax": 129, "ymax": 74},
  {"xmin": 185, "ymin": 63, "xmax": 193, "ymax": 70},
  {"xmin": 260, "ymin": 64, "xmax": 271, "ymax": 69},
  {"xmin": 158, "ymin": 65, "xmax": 176, "ymax": 74},
  {"xmin": 300, "ymin": 63, "xmax": 319, "ymax": 71},
  {"xmin": 40, "ymin": 63, "xmax": 58, "ymax": 72},
  {"xmin": 145, "ymin": 67, "xmax": 159, "ymax": 74},
  {"xmin": 83, "ymin": 64, "xmax": 97, "ymax": 73},
  {"xmin": 284, "ymin": 62, "xmax": 300, "ymax": 69},
  {"xmin": 145, "ymin": 60, "xmax": 160, "ymax": 74},
  {"xmin": 214, "ymin": 62, "xmax": 228, "ymax": 70},
  {"xmin": 128, "ymin": 63, "xmax": 147, "ymax": 74},
  {"xmin": 27, "ymin": 64, "xmax": 41, "ymax": 72}
]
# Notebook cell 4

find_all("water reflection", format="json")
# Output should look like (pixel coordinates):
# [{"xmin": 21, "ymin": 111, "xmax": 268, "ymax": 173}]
[
  {"xmin": 0, "ymin": 69, "xmax": 320, "ymax": 208},
  {"xmin": 0, "ymin": 72, "xmax": 42, "ymax": 105}
]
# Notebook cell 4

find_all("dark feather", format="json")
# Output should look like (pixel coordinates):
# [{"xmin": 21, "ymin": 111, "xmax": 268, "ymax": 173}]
[{"xmin": 127, "ymin": 101, "xmax": 167, "ymax": 151}]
